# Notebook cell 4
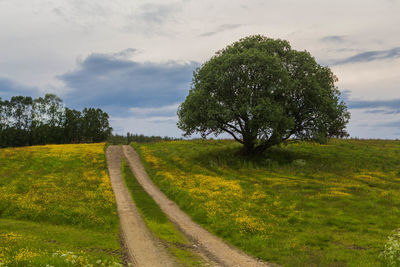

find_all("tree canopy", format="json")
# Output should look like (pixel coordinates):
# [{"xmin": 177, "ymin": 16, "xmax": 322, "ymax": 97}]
[
  {"xmin": 0, "ymin": 94, "xmax": 112, "ymax": 147},
  {"xmin": 178, "ymin": 35, "xmax": 350, "ymax": 154}
]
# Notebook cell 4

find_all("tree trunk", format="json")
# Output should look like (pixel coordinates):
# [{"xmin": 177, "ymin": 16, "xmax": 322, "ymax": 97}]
[
  {"xmin": 242, "ymin": 140, "xmax": 277, "ymax": 155},
  {"xmin": 241, "ymin": 140, "xmax": 255, "ymax": 155},
  {"xmin": 253, "ymin": 143, "xmax": 270, "ymax": 154},
  {"xmin": 253, "ymin": 139, "xmax": 278, "ymax": 154}
]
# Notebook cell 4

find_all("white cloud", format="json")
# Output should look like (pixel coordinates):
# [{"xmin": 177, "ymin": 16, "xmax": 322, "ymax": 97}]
[
  {"xmin": 333, "ymin": 58, "xmax": 400, "ymax": 100},
  {"xmin": 110, "ymin": 115, "xmax": 180, "ymax": 137},
  {"xmin": 129, "ymin": 103, "xmax": 180, "ymax": 117},
  {"xmin": 347, "ymin": 108, "xmax": 399, "ymax": 139}
]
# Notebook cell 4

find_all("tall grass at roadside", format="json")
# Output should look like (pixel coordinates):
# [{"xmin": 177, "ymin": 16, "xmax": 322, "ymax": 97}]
[
  {"xmin": 133, "ymin": 139, "xmax": 400, "ymax": 266},
  {"xmin": 0, "ymin": 143, "xmax": 122, "ymax": 266},
  {"xmin": 121, "ymin": 158, "xmax": 205, "ymax": 266}
]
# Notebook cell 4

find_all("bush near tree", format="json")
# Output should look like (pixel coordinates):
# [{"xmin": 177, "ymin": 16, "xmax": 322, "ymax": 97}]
[{"xmin": 178, "ymin": 35, "xmax": 350, "ymax": 154}]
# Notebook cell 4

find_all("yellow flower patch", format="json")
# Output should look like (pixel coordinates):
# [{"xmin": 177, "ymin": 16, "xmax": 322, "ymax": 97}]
[
  {"xmin": 0, "ymin": 232, "xmax": 22, "ymax": 243},
  {"xmin": 14, "ymin": 248, "xmax": 43, "ymax": 263},
  {"xmin": 0, "ymin": 143, "xmax": 117, "ymax": 228}
]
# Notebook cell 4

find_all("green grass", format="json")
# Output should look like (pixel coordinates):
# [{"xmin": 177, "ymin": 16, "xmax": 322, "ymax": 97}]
[
  {"xmin": 133, "ymin": 139, "xmax": 400, "ymax": 266},
  {"xmin": 121, "ymin": 158, "xmax": 205, "ymax": 266},
  {"xmin": 0, "ymin": 219, "xmax": 121, "ymax": 266},
  {"xmin": 0, "ymin": 143, "xmax": 122, "ymax": 266}
]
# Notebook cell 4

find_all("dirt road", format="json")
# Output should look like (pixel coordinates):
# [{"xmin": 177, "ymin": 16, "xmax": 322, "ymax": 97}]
[
  {"xmin": 122, "ymin": 145, "xmax": 271, "ymax": 267},
  {"xmin": 106, "ymin": 146, "xmax": 176, "ymax": 267}
]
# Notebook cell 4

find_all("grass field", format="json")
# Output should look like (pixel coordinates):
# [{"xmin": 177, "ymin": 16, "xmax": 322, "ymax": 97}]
[
  {"xmin": 133, "ymin": 139, "xmax": 400, "ymax": 266},
  {"xmin": 0, "ymin": 143, "xmax": 122, "ymax": 266}
]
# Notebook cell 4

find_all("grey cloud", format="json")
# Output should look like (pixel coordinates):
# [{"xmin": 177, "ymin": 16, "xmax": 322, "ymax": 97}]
[
  {"xmin": 129, "ymin": 103, "xmax": 180, "ymax": 118},
  {"xmin": 321, "ymin": 35, "xmax": 346, "ymax": 43},
  {"xmin": 327, "ymin": 48, "xmax": 360, "ymax": 54},
  {"xmin": 111, "ymin": 48, "xmax": 138, "ymax": 59},
  {"xmin": 0, "ymin": 77, "xmax": 39, "ymax": 100},
  {"xmin": 122, "ymin": 2, "xmax": 183, "ymax": 34},
  {"xmin": 347, "ymin": 98, "xmax": 400, "ymax": 110},
  {"xmin": 200, "ymin": 24, "xmax": 242, "ymax": 37},
  {"xmin": 333, "ymin": 47, "xmax": 400, "ymax": 65},
  {"xmin": 146, "ymin": 116, "xmax": 178, "ymax": 124},
  {"xmin": 378, "ymin": 120, "xmax": 400, "ymax": 128},
  {"xmin": 218, "ymin": 24, "xmax": 242, "ymax": 31},
  {"xmin": 200, "ymin": 32, "xmax": 217, "ymax": 37},
  {"xmin": 50, "ymin": 5, "xmax": 97, "ymax": 32},
  {"xmin": 341, "ymin": 89, "xmax": 400, "ymax": 114},
  {"xmin": 364, "ymin": 109, "xmax": 400, "ymax": 114},
  {"xmin": 53, "ymin": 7, "xmax": 62, "ymax": 17},
  {"xmin": 137, "ymin": 3, "xmax": 180, "ymax": 24},
  {"xmin": 344, "ymin": 95, "xmax": 400, "ymax": 116},
  {"xmin": 58, "ymin": 50, "xmax": 199, "ymax": 118},
  {"xmin": 339, "ymin": 89, "xmax": 351, "ymax": 101}
]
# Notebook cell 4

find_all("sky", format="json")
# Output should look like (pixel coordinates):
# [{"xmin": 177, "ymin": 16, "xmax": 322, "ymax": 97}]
[{"xmin": 0, "ymin": 0, "xmax": 399, "ymax": 139}]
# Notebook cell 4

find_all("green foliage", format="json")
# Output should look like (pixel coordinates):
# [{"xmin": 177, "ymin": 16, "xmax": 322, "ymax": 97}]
[
  {"xmin": 134, "ymin": 139, "xmax": 400, "ymax": 266},
  {"xmin": 0, "ymin": 94, "xmax": 112, "ymax": 147},
  {"xmin": 178, "ymin": 35, "xmax": 350, "ymax": 154},
  {"xmin": 121, "ymin": 159, "xmax": 205, "ymax": 266}
]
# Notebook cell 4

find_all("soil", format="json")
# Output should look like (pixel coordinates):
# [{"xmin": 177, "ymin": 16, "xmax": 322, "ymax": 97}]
[{"xmin": 121, "ymin": 145, "xmax": 272, "ymax": 267}]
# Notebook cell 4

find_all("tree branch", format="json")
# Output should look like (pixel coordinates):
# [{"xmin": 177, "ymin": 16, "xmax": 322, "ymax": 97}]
[
  {"xmin": 215, "ymin": 117, "xmax": 243, "ymax": 137},
  {"xmin": 283, "ymin": 129, "xmax": 296, "ymax": 141},
  {"xmin": 237, "ymin": 117, "xmax": 245, "ymax": 133},
  {"xmin": 221, "ymin": 126, "xmax": 244, "ymax": 144},
  {"xmin": 225, "ymin": 122, "xmax": 241, "ymax": 133}
]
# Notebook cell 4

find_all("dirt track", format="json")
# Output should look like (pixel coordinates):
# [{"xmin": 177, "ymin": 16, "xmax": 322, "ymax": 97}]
[
  {"xmin": 122, "ymin": 145, "xmax": 271, "ymax": 267},
  {"xmin": 106, "ymin": 146, "xmax": 176, "ymax": 267}
]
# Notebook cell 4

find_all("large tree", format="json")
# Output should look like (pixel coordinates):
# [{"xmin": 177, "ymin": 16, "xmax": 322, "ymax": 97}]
[{"xmin": 178, "ymin": 35, "xmax": 350, "ymax": 154}]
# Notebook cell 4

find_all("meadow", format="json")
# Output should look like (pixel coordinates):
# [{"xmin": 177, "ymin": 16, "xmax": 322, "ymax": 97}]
[
  {"xmin": 133, "ymin": 139, "xmax": 400, "ymax": 266},
  {"xmin": 0, "ymin": 143, "xmax": 122, "ymax": 266}
]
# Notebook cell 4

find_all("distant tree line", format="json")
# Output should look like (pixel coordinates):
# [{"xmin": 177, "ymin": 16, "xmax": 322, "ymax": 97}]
[
  {"xmin": 107, "ymin": 132, "xmax": 180, "ymax": 145},
  {"xmin": 0, "ymin": 94, "xmax": 112, "ymax": 147}
]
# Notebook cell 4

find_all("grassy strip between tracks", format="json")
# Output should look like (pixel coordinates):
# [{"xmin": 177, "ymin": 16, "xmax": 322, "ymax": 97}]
[{"xmin": 121, "ymin": 158, "xmax": 206, "ymax": 267}]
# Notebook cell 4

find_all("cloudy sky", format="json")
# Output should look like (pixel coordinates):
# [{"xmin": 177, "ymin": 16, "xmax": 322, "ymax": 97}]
[{"xmin": 1, "ymin": 0, "xmax": 399, "ymax": 138}]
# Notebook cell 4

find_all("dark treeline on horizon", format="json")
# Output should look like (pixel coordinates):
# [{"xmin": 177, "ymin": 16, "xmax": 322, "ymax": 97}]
[
  {"xmin": 0, "ymin": 94, "xmax": 112, "ymax": 148},
  {"xmin": 107, "ymin": 132, "xmax": 180, "ymax": 145}
]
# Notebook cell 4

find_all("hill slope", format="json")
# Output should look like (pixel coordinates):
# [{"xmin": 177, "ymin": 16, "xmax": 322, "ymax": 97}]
[{"xmin": 133, "ymin": 139, "xmax": 400, "ymax": 266}]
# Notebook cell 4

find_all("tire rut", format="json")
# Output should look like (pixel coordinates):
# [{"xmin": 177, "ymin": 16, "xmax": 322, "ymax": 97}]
[{"xmin": 106, "ymin": 145, "xmax": 177, "ymax": 267}]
